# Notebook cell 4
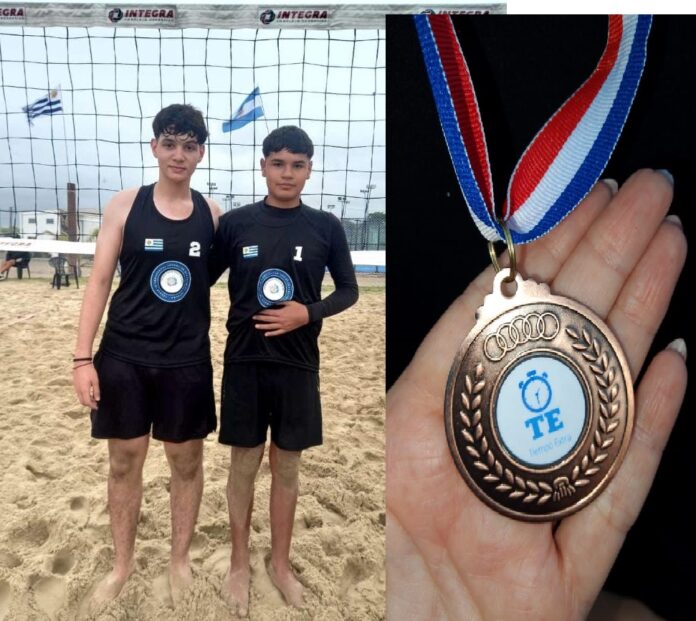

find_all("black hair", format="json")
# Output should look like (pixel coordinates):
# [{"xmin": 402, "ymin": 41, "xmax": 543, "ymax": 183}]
[
  {"xmin": 152, "ymin": 104, "xmax": 208, "ymax": 144},
  {"xmin": 262, "ymin": 125, "xmax": 314, "ymax": 158}
]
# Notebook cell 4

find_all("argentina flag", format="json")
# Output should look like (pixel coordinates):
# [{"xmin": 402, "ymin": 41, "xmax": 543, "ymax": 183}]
[
  {"xmin": 223, "ymin": 87, "xmax": 264, "ymax": 132},
  {"xmin": 23, "ymin": 89, "xmax": 62, "ymax": 125}
]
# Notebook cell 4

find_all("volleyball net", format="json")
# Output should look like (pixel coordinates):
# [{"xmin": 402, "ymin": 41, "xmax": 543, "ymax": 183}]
[{"xmin": 0, "ymin": 3, "xmax": 503, "ymax": 265}]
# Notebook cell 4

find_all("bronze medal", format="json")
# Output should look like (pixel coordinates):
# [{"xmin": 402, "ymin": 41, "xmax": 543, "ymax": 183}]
[
  {"xmin": 413, "ymin": 13, "xmax": 648, "ymax": 522},
  {"xmin": 445, "ymin": 269, "xmax": 634, "ymax": 521}
]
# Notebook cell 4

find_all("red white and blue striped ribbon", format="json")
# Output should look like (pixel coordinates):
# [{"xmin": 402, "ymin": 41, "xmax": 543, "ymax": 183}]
[{"xmin": 414, "ymin": 15, "xmax": 652, "ymax": 244}]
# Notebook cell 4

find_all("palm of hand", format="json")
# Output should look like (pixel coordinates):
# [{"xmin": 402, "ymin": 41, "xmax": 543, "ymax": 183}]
[{"xmin": 387, "ymin": 171, "xmax": 687, "ymax": 621}]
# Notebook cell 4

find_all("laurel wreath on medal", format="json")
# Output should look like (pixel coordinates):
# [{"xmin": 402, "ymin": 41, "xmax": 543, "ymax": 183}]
[{"xmin": 459, "ymin": 326, "xmax": 620, "ymax": 505}]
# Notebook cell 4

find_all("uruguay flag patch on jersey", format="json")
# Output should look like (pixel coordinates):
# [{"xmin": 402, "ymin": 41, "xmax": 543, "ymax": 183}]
[
  {"xmin": 242, "ymin": 245, "xmax": 258, "ymax": 259},
  {"xmin": 144, "ymin": 238, "xmax": 163, "ymax": 252}
]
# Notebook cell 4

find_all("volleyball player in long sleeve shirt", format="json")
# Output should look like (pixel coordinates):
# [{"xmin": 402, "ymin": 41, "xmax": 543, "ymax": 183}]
[{"xmin": 209, "ymin": 126, "xmax": 358, "ymax": 615}]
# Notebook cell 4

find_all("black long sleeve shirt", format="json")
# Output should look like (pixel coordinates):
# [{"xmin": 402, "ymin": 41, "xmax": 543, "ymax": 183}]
[{"xmin": 209, "ymin": 200, "xmax": 359, "ymax": 371}]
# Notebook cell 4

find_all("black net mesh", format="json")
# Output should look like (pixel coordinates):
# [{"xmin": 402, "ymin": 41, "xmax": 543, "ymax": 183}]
[{"xmin": 0, "ymin": 26, "xmax": 385, "ymax": 248}]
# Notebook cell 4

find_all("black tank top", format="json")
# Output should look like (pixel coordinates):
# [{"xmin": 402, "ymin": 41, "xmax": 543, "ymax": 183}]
[{"xmin": 100, "ymin": 184, "xmax": 214, "ymax": 367}]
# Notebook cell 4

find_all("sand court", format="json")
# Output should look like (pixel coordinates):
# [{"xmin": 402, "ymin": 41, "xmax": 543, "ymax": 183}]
[{"xmin": 0, "ymin": 271, "xmax": 385, "ymax": 620}]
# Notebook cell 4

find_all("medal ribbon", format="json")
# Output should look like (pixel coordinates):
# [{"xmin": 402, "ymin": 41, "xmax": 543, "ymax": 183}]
[{"xmin": 414, "ymin": 15, "xmax": 652, "ymax": 243}]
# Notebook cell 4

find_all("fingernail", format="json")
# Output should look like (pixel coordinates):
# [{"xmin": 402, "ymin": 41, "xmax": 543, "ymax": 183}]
[
  {"xmin": 601, "ymin": 178, "xmax": 619, "ymax": 196},
  {"xmin": 665, "ymin": 214, "xmax": 682, "ymax": 228},
  {"xmin": 656, "ymin": 169, "xmax": 674, "ymax": 185},
  {"xmin": 667, "ymin": 338, "xmax": 687, "ymax": 362}
]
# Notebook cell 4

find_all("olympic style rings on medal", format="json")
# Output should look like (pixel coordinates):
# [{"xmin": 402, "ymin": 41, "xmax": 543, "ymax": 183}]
[{"xmin": 483, "ymin": 311, "xmax": 560, "ymax": 362}]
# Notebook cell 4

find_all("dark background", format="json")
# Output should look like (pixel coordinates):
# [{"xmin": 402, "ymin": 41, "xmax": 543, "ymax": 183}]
[{"xmin": 387, "ymin": 15, "xmax": 694, "ymax": 620}]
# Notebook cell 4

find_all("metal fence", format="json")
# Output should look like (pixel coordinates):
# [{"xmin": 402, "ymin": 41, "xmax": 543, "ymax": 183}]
[{"xmin": 341, "ymin": 217, "xmax": 386, "ymax": 251}]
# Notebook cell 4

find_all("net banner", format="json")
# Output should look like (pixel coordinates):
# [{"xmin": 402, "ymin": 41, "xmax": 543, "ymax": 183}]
[
  {"xmin": 0, "ymin": 235, "xmax": 95, "ymax": 254},
  {"xmin": 0, "ymin": 4, "xmax": 506, "ymax": 29},
  {"xmin": 0, "ymin": 235, "xmax": 386, "ymax": 266}
]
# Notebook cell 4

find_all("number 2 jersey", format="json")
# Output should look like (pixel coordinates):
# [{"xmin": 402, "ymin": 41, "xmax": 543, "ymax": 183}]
[
  {"xmin": 100, "ymin": 184, "xmax": 215, "ymax": 367},
  {"xmin": 209, "ymin": 200, "xmax": 359, "ymax": 372}
]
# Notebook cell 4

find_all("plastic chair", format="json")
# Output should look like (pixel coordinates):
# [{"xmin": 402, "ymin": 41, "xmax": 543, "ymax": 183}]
[
  {"xmin": 15, "ymin": 261, "xmax": 31, "ymax": 279},
  {"xmin": 49, "ymin": 256, "xmax": 70, "ymax": 289}
]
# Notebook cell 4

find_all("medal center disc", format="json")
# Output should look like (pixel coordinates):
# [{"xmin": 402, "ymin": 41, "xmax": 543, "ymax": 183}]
[{"xmin": 494, "ymin": 354, "xmax": 588, "ymax": 468}]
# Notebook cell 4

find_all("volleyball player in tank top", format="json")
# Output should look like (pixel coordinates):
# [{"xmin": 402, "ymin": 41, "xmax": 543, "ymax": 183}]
[
  {"xmin": 72, "ymin": 104, "xmax": 221, "ymax": 611},
  {"xmin": 208, "ymin": 126, "xmax": 359, "ymax": 614}
]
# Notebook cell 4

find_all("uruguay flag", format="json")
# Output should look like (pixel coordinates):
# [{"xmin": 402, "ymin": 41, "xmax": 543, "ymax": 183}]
[
  {"xmin": 23, "ymin": 89, "xmax": 63, "ymax": 125},
  {"xmin": 223, "ymin": 87, "xmax": 264, "ymax": 132}
]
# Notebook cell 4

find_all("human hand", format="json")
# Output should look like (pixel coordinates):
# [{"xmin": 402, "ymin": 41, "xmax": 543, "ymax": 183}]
[
  {"xmin": 387, "ymin": 170, "xmax": 687, "ymax": 620},
  {"xmin": 253, "ymin": 300, "xmax": 310, "ymax": 337},
  {"xmin": 73, "ymin": 363, "xmax": 100, "ymax": 409}
]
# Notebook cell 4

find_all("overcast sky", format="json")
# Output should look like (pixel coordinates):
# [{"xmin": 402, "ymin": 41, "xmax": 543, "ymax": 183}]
[{"xmin": 0, "ymin": 24, "xmax": 384, "ymax": 230}]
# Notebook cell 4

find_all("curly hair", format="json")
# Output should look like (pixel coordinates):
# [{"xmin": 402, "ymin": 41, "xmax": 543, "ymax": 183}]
[{"xmin": 152, "ymin": 104, "xmax": 208, "ymax": 144}]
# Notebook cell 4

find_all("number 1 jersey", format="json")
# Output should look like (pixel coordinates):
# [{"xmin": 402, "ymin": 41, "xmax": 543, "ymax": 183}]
[{"xmin": 210, "ymin": 201, "xmax": 358, "ymax": 371}]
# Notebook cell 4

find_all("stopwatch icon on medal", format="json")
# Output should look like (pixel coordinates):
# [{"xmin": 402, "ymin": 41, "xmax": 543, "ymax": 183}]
[{"xmin": 519, "ymin": 370, "xmax": 552, "ymax": 413}]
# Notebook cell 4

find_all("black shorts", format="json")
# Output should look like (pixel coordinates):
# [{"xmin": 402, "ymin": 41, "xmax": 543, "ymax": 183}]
[
  {"xmin": 91, "ymin": 351, "xmax": 217, "ymax": 443},
  {"xmin": 219, "ymin": 362, "xmax": 322, "ymax": 451}
]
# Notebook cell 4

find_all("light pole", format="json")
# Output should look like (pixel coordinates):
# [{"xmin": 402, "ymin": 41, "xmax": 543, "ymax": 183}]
[
  {"xmin": 360, "ymin": 184, "xmax": 377, "ymax": 250},
  {"xmin": 360, "ymin": 184, "xmax": 377, "ymax": 219},
  {"xmin": 337, "ymin": 195, "xmax": 350, "ymax": 220}
]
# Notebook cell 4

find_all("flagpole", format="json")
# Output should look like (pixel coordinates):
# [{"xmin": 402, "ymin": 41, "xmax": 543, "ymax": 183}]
[
  {"xmin": 26, "ymin": 90, "xmax": 36, "ymax": 239},
  {"xmin": 252, "ymin": 88, "xmax": 257, "ymax": 203},
  {"xmin": 57, "ymin": 86, "xmax": 71, "ymax": 184},
  {"xmin": 256, "ymin": 89, "xmax": 271, "ymax": 135},
  {"xmin": 253, "ymin": 87, "xmax": 268, "ymax": 205}
]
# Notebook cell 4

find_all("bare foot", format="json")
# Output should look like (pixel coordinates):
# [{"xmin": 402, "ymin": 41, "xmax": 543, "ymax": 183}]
[
  {"xmin": 221, "ymin": 565, "xmax": 250, "ymax": 617},
  {"xmin": 88, "ymin": 564, "xmax": 133, "ymax": 614},
  {"xmin": 169, "ymin": 562, "xmax": 194, "ymax": 607},
  {"xmin": 268, "ymin": 562, "xmax": 304, "ymax": 608}
]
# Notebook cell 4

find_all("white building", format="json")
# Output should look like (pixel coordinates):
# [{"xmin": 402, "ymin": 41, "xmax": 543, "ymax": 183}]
[
  {"xmin": 20, "ymin": 211, "xmax": 59, "ymax": 240},
  {"xmin": 20, "ymin": 210, "xmax": 101, "ymax": 241}
]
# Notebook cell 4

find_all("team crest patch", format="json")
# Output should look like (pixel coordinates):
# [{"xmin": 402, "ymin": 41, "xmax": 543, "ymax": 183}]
[
  {"xmin": 243, "ymin": 245, "xmax": 259, "ymax": 259},
  {"xmin": 257, "ymin": 268, "xmax": 294, "ymax": 308},
  {"xmin": 144, "ymin": 238, "xmax": 163, "ymax": 251},
  {"xmin": 150, "ymin": 261, "xmax": 191, "ymax": 303}
]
